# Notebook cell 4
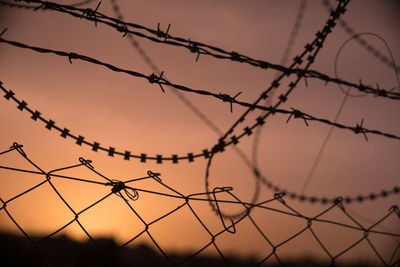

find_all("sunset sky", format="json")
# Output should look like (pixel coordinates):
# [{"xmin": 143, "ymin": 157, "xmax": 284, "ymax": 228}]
[{"xmin": 0, "ymin": 0, "xmax": 399, "ymax": 264}]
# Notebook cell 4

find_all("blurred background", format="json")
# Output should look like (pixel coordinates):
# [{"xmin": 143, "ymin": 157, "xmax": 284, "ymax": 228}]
[{"xmin": 0, "ymin": 0, "xmax": 399, "ymax": 265}]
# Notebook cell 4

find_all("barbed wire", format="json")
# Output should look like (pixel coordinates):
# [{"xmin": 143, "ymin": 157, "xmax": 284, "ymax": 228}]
[
  {"xmin": 1, "ymin": 0, "xmax": 399, "ymax": 207},
  {"xmin": 321, "ymin": 0, "xmax": 400, "ymax": 77},
  {"xmin": 205, "ymin": 0, "xmax": 398, "ymax": 210},
  {"xmin": 2, "ymin": 80, "xmax": 399, "ymax": 167},
  {"xmin": 252, "ymin": 2, "xmax": 400, "ymax": 204},
  {"xmin": 109, "ymin": 0, "xmax": 275, "ymax": 222},
  {"xmin": 6, "ymin": 0, "xmax": 398, "ymax": 209},
  {"xmin": 2, "ymin": 80, "xmax": 398, "ymax": 207},
  {"xmin": 1, "ymin": 1, "xmax": 400, "ymax": 265},
  {"xmin": 300, "ymin": 31, "xmax": 400, "ymax": 193},
  {"xmin": 333, "ymin": 32, "xmax": 400, "ymax": 98},
  {"xmin": 209, "ymin": 0, "xmax": 346, "ymax": 148},
  {"xmin": 205, "ymin": 0, "xmax": 399, "ymax": 211},
  {"xmin": 0, "ymin": 0, "xmax": 97, "ymax": 9},
  {"xmin": 204, "ymin": 0, "xmax": 349, "ymax": 216},
  {"xmin": 205, "ymin": 148, "xmax": 398, "ymax": 210},
  {"xmin": 1, "ymin": 143, "xmax": 399, "ymax": 266},
  {"xmin": 7, "ymin": 0, "xmax": 400, "ymax": 100}
]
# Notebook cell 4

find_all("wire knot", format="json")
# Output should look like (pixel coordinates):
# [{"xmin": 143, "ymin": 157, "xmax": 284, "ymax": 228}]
[
  {"xmin": 219, "ymin": 91, "xmax": 242, "ymax": 113},
  {"xmin": 108, "ymin": 180, "xmax": 139, "ymax": 201},
  {"xmin": 79, "ymin": 157, "xmax": 94, "ymax": 170},
  {"xmin": 111, "ymin": 181, "xmax": 125, "ymax": 194},
  {"xmin": 148, "ymin": 71, "xmax": 165, "ymax": 93},
  {"xmin": 211, "ymin": 139, "xmax": 225, "ymax": 154},
  {"xmin": 334, "ymin": 197, "xmax": 345, "ymax": 210},
  {"xmin": 156, "ymin": 23, "xmax": 171, "ymax": 40},
  {"xmin": 147, "ymin": 171, "xmax": 162, "ymax": 182},
  {"xmin": 358, "ymin": 79, "xmax": 366, "ymax": 92},
  {"xmin": 68, "ymin": 52, "xmax": 79, "ymax": 64},
  {"xmin": 10, "ymin": 142, "xmax": 26, "ymax": 157},
  {"xmin": 116, "ymin": 22, "xmax": 128, "ymax": 37},
  {"xmin": 354, "ymin": 119, "xmax": 368, "ymax": 141},
  {"xmin": 230, "ymin": 51, "xmax": 243, "ymax": 62},
  {"xmin": 274, "ymin": 192, "xmax": 286, "ymax": 203},
  {"xmin": 286, "ymin": 108, "xmax": 309, "ymax": 126},
  {"xmin": 306, "ymin": 217, "xmax": 313, "ymax": 227},
  {"xmin": 374, "ymin": 84, "xmax": 388, "ymax": 97},
  {"xmin": 0, "ymin": 198, "xmax": 6, "ymax": 210},
  {"xmin": 81, "ymin": 2, "xmax": 102, "ymax": 27},
  {"xmin": 188, "ymin": 39, "xmax": 200, "ymax": 61}
]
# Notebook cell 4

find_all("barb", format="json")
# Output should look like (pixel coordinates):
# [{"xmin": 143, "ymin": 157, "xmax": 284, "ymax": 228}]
[
  {"xmin": 156, "ymin": 22, "xmax": 171, "ymax": 41},
  {"xmin": 219, "ymin": 91, "xmax": 242, "ymax": 113},
  {"xmin": 148, "ymin": 71, "xmax": 165, "ymax": 93},
  {"xmin": 354, "ymin": 118, "xmax": 368, "ymax": 142},
  {"xmin": 286, "ymin": 107, "xmax": 309, "ymax": 126},
  {"xmin": 80, "ymin": 1, "xmax": 101, "ymax": 27}
]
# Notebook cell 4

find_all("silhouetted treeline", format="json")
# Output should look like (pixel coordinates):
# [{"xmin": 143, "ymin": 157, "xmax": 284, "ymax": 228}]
[{"xmin": 0, "ymin": 232, "xmax": 378, "ymax": 267}]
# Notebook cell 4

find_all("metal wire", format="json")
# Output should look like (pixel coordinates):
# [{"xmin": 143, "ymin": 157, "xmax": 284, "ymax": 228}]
[
  {"xmin": 0, "ymin": 143, "xmax": 399, "ymax": 266},
  {"xmin": 5, "ymin": 0, "xmax": 400, "ymax": 100},
  {"xmin": 1, "ymin": 0, "xmax": 399, "ymax": 265}
]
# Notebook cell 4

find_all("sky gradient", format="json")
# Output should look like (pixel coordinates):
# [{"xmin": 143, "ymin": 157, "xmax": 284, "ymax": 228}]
[{"xmin": 0, "ymin": 0, "xmax": 399, "ymax": 264}]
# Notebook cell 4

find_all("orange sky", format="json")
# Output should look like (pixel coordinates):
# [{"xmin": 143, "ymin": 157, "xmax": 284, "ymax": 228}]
[{"xmin": 0, "ymin": 0, "xmax": 399, "ymax": 264}]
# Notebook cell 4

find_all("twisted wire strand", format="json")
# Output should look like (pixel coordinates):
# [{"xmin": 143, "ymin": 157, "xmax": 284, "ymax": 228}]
[
  {"xmin": 4, "ymin": 0, "xmax": 400, "ymax": 100},
  {"xmin": 3, "ymin": 81, "xmax": 399, "ymax": 166},
  {"xmin": 1, "ymin": 143, "xmax": 399, "ymax": 266},
  {"xmin": 3, "ymin": 1, "xmax": 398, "ymax": 162},
  {"xmin": 0, "ymin": 0, "xmax": 97, "ymax": 8}
]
